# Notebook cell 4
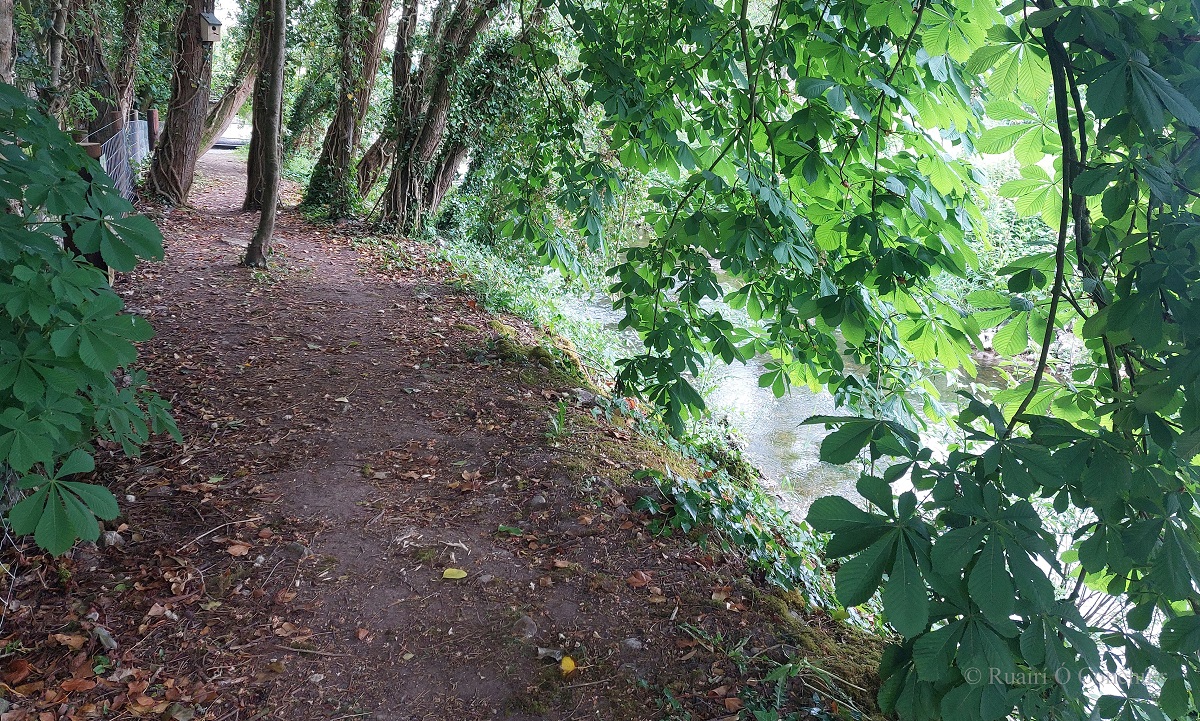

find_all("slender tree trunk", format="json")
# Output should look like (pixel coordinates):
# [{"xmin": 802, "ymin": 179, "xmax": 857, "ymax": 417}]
[
  {"xmin": 114, "ymin": 0, "xmax": 147, "ymax": 117},
  {"xmin": 45, "ymin": 0, "xmax": 69, "ymax": 117},
  {"xmin": 244, "ymin": 0, "xmax": 285, "ymax": 267},
  {"xmin": 351, "ymin": 0, "xmax": 392, "ymax": 149},
  {"xmin": 423, "ymin": 141, "xmax": 466, "ymax": 214},
  {"xmin": 302, "ymin": 0, "xmax": 356, "ymax": 216},
  {"xmin": 199, "ymin": 1, "xmax": 263, "ymax": 156},
  {"xmin": 355, "ymin": 133, "xmax": 394, "ymax": 196},
  {"xmin": 0, "ymin": 0, "xmax": 14, "ymax": 85},
  {"xmin": 147, "ymin": 0, "xmax": 213, "ymax": 204},
  {"xmin": 200, "ymin": 68, "xmax": 256, "ymax": 154},
  {"xmin": 242, "ymin": 1, "xmax": 273, "ymax": 210}
]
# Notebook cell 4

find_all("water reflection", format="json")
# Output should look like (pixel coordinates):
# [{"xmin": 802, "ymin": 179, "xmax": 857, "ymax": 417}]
[
  {"xmin": 704, "ymin": 357, "xmax": 859, "ymax": 515},
  {"xmin": 557, "ymin": 288, "xmax": 1004, "ymax": 516}
]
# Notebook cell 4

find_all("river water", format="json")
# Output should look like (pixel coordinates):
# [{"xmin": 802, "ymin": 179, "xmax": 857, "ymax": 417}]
[{"xmin": 554, "ymin": 287, "xmax": 1005, "ymax": 516}]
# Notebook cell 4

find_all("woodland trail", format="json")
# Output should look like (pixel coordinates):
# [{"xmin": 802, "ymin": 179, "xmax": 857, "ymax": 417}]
[{"xmin": 2, "ymin": 151, "xmax": 877, "ymax": 721}]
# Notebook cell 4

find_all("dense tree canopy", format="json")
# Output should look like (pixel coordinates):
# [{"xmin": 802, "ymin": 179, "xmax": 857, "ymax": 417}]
[{"xmin": 3, "ymin": 0, "xmax": 1200, "ymax": 716}]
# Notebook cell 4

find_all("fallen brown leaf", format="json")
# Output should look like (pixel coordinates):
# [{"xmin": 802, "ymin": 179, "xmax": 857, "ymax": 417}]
[
  {"xmin": 1, "ymin": 659, "xmax": 31, "ymax": 685},
  {"xmin": 50, "ymin": 633, "xmax": 87, "ymax": 650},
  {"xmin": 626, "ymin": 570, "xmax": 651, "ymax": 588},
  {"xmin": 226, "ymin": 542, "xmax": 252, "ymax": 556},
  {"xmin": 61, "ymin": 678, "xmax": 97, "ymax": 693}
]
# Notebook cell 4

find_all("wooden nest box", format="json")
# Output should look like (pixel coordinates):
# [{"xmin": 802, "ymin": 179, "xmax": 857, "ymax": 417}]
[{"xmin": 200, "ymin": 12, "xmax": 222, "ymax": 43}]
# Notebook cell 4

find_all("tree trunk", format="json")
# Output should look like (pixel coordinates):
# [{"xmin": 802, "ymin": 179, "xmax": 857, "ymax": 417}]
[
  {"xmin": 355, "ymin": 133, "xmax": 394, "ymax": 196},
  {"xmin": 302, "ymin": 0, "xmax": 356, "ymax": 216},
  {"xmin": 200, "ymin": 68, "xmax": 256, "ymax": 154},
  {"xmin": 378, "ymin": 0, "xmax": 500, "ymax": 233},
  {"xmin": 199, "ymin": 1, "xmax": 264, "ymax": 156},
  {"xmin": 147, "ymin": 0, "xmax": 213, "ymax": 205},
  {"xmin": 352, "ymin": 0, "xmax": 392, "ymax": 150},
  {"xmin": 244, "ymin": 0, "xmax": 285, "ymax": 267},
  {"xmin": 242, "ymin": 1, "xmax": 273, "ymax": 210},
  {"xmin": 114, "ymin": 0, "xmax": 147, "ymax": 118},
  {"xmin": 423, "ymin": 141, "xmax": 466, "ymax": 214},
  {"xmin": 45, "ymin": 0, "xmax": 69, "ymax": 117},
  {"xmin": 305, "ymin": 0, "xmax": 392, "ymax": 217},
  {"xmin": 0, "ymin": 0, "xmax": 14, "ymax": 85},
  {"xmin": 77, "ymin": 15, "xmax": 118, "ymax": 141}
]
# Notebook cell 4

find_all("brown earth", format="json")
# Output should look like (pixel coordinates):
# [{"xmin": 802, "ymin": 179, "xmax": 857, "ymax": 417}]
[{"xmin": 0, "ymin": 151, "xmax": 883, "ymax": 721}]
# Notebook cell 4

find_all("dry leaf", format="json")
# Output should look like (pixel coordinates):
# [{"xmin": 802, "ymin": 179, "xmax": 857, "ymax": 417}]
[
  {"xmin": 626, "ymin": 570, "xmax": 651, "ymax": 588},
  {"xmin": 1, "ymin": 659, "xmax": 31, "ymax": 685},
  {"xmin": 61, "ymin": 678, "xmax": 97, "ymax": 693},
  {"xmin": 724, "ymin": 697, "xmax": 744, "ymax": 712},
  {"xmin": 442, "ymin": 568, "xmax": 468, "ymax": 580},
  {"xmin": 12, "ymin": 680, "xmax": 44, "ymax": 696},
  {"xmin": 50, "ymin": 633, "xmax": 87, "ymax": 650},
  {"xmin": 226, "ymin": 542, "xmax": 251, "ymax": 556},
  {"xmin": 552, "ymin": 559, "xmax": 570, "ymax": 568}
]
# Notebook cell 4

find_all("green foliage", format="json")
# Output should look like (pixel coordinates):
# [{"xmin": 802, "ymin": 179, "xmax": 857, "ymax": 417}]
[
  {"xmin": 0, "ymin": 84, "xmax": 178, "ymax": 555},
  {"xmin": 636, "ymin": 467, "xmax": 843, "ymax": 614},
  {"xmin": 8, "ymin": 0, "xmax": 181, "ymax": 127},
  {"xmin": 482, "ymin": 0, "xmax": 1200, "ymax": 716},
  {"xmin": 433, "ymin": 231, "xmax": 634, "ymax": 373}
]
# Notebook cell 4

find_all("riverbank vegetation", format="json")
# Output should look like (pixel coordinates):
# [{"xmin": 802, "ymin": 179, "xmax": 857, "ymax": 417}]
[{"xmin": 3, "ymin": 0, "xmax": 1200, "ymax": 717}]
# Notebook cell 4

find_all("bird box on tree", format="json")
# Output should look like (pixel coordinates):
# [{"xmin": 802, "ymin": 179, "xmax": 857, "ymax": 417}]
[{"xmin": 199, "ymin": 12, "xmax": 222, "ymax": 43}]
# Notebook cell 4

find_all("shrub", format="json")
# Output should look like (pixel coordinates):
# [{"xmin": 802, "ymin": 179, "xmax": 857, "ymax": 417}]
[{"xmin": 0, "ymin": 83, "xmax": 178, "ymax": 555}]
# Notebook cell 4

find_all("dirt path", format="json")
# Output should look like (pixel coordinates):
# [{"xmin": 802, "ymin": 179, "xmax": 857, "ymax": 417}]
[{"xmin": 0, "ymin": 151, "xmax": 879, "ymax": 721}]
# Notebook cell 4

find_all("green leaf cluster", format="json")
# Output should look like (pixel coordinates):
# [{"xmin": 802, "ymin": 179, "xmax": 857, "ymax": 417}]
[
  {"xmin": 478, "ymin": 0, "xmax": 1200, "ymax": 715},
  {"xmin": 0, "ymin": 83, "xmax": 179, "ymax": 555}
]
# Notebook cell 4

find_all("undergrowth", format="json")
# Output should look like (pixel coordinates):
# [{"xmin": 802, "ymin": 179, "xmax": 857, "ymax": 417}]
[{"xmin": 433, "ymin": 234, "xmax": 635, "ymax": 376}]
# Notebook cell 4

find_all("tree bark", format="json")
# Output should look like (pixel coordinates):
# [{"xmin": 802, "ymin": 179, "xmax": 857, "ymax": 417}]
[
  {"xmin": 352, "ymin": 0, "xmax": 392, "ymax": 150},
  {"xmin": 76, "ymin": 13, "xmax": 119, "ymax": 141},
  {"xmin": 147, "ymin": 0, "xmax": 213, "ymax": 205},
  {"xmin": 45, "ymin": 0, "xmax": 69, "ymax": 117},
  {"xmin": 244, "ymin": 0, "xmax": 285, "ymax": 267},
  {"xmin": 199, "ymin": 66, "xmax": 256, "ymax": 155},
  {"xmin": 305, "ymin": 0, "xmax": 392, "ymax": 217},
  {"xmin": 113, "ymin": 0, "xmax": 147, "ymax": 118},
  {"xmin": 242, "ymin": 1, "xmax": 273, "ymax": 210},
  {"xmin": 354, "ymin": 0, "xmax": 413, "ymax": 198},
  {"xmin": 378, "ymin": 0, "xmax": 501, "ymax": 232},
  {"xmin": 423, "ymin": 141, "xmax": 466, "ymax": 214},
  {"xmin": 302, "ymin": 0, "xmax": 356, "ymax": 216},
  {"xmin": 199, "ymin": 2, "xmax": 263, "ymax": 156},
  {"xmin": 0, "ymin": 0, "xmax": 14, "ymax": 85},
  {"xmin": 355, "ymin": 132, "xmax": 395, "ymax": 196}
]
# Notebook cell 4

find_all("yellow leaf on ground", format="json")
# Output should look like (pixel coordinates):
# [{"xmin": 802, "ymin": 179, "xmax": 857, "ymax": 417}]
[
  {"xmin": 442, "ymin": 568, "xmax": 468, "ymax": 579},
  {"xmin": 560, "ymin": 656, "xmax": 576, "ymax": 675}
]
